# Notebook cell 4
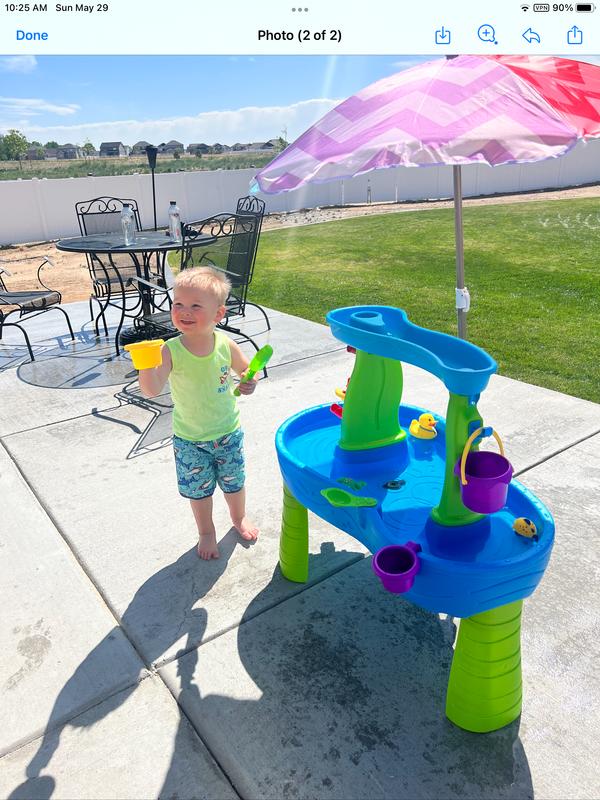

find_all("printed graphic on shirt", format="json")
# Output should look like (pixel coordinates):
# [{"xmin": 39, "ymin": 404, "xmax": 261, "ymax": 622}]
[{"xmin": 217, "ymin": 365, "xmax": 231, "ymax": 393}]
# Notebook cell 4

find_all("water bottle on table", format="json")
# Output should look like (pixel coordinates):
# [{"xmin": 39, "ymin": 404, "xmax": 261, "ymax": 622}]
[
  {"xmin": 168, "ymin": 201, "xmax": 182, "ymax": 242},
  {"xmin": 121, "ymin": 203, "xmax": 136, "ymax": 246}
]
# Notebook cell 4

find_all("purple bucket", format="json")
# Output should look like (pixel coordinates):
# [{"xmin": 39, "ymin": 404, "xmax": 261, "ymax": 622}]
[
  {"xmin": 372, "ymin": 542, "xmax": 421, "ymax": 594},
  {"xmin": 454, "ymin": 451, "xmax": 513, "ymax": 514}
]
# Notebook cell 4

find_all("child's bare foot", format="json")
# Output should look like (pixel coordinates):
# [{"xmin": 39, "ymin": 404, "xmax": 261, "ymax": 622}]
[
  {"xmin": 197, "ymin": 531, "xmax": 219, "ymax": 559},
  {"xmin": 233, "ymin": 517, "xmax": 259, "ymax": 541}
]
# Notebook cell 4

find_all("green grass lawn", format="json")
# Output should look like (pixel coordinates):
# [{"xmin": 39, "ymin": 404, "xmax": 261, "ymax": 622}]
[{"xmin": 249, "ymin": 197, "xmax": 600, "ymax": 404}]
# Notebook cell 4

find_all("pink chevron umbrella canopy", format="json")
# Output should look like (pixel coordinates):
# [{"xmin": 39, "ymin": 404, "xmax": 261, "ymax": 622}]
[
  {"xmin": 253, "ymin": 55, "xmax": 600, "ymax": 194},
  {"xmin": 252, "ymin": 54, "xmax": 600, "ymax": 339}
]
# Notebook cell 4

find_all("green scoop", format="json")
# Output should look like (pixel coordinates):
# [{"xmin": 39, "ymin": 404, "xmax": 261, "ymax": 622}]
[
  {"xmin": 320, "ymin": 487, "xmax": 377, "ymax": 508},
  {"xmin": 234, "ymin": 344, "xmax": 273, "ymax": 396}
]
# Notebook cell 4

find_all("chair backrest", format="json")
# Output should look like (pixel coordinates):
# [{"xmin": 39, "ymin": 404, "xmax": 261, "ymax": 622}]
[
  {"xmin": 229, "ymin": 195, "xmax": 265, "ymax": 288},
  {"xmin": 182, "ymin": 212, "xmax": 258, "ymax": 282},
  {"xmin": 75, "ymin": 197, "xmax": 142, "ymax": 291},
  {"xmin": 180, "ymin": 196, "xmax": 265, "ymax": 317},
  {"xmin": 236, "ymin": 195, "xmax": 266, "ymax": 216},
  {"xmin": 75, "ymin": 196, "xmax": 142, "ymax": 236}
]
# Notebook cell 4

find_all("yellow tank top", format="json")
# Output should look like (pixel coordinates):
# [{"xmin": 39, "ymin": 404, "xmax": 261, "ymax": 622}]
[{"xmin": 165, "ymin": 331, "xmax": 240, "ymax": 442}]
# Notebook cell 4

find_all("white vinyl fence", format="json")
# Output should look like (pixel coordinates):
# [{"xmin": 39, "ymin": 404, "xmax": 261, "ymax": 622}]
[{"xmin": 1, "ymin": 138, "xmax": 599, "ymax": 246}]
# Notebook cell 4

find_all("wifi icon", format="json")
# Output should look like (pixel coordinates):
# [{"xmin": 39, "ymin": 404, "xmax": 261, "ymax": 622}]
[{"xmin": 521, "ymin": 3, "xmax": 530, "ymax": 9}]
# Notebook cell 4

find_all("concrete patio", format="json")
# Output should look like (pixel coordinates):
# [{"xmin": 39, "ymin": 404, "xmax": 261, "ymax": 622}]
[{"xmin": 1, "ymin": 300, "xmax": 599, "ymax": 800}]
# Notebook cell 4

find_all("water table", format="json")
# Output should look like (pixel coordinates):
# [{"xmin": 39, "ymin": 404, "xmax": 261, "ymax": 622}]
[{"xmin": 275, "ymin": 306, "xmax": 554, "ymax": 733}]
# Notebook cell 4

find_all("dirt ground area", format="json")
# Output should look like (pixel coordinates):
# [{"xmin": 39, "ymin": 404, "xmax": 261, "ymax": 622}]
[{"xmin": 2, "ymin": 184, "xmax": 599, "ymax": 305}]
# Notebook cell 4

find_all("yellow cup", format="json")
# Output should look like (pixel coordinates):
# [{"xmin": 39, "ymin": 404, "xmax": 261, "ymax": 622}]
[{"xmin": 124, "ymin": 339, "xmax": 165, "ymax": 369}]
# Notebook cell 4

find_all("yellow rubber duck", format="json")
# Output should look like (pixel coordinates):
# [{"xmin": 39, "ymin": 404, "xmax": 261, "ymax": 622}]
[
  {"xmin": 409, "ymin": 413, "xmax": 438, "ymax": 440},
  {"xmin": 335, "ymin": 377, "xmax": 350, "ymax": 401}
]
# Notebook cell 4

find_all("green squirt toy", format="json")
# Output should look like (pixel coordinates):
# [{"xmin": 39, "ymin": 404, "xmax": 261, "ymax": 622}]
[{"xmin": 234, "ymin": 344, "xmax": 273, "ymax": 396}]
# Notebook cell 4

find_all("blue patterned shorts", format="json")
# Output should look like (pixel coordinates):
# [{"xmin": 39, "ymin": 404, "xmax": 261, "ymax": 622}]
[{"xmin": 173, "ymin": 428, "xmax": 245, "ymax": 500}]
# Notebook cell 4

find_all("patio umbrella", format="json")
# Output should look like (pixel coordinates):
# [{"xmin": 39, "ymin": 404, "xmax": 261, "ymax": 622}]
[{"xmin": 252, "ymin": 55, "xmax": 600, "ymax": 339}]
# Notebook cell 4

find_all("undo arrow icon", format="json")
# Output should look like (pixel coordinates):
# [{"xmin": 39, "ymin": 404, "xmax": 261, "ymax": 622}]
[{"xmin": 522, "ymin": 27, "xmax": 541, "ymax": 43}]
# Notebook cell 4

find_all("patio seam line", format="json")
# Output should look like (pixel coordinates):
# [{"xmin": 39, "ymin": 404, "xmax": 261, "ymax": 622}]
[
  {"xmin": 0, "ymin": 671, "xmax": 152, "ymax": 761},
  {"xmin": 157, "ymin": 678, "xmax": 244, "ymax": 800},
  {"xmin": 0, "ymin": 439, "xmax": 152, "ymax": 664},
  {"xmin": 152, "ymin": 555, "xmax": 370, "ymax": 799},
  {"xmin": 266, "ymin": 344, "xmax": 347, "ymax": 371},
  {"xmin": 0, "ymin": 389, "xmax": 170, "ymax": 439},
  {"xmin": 153, "ymin": 552, "xmax": 367, "ymax": 671},
  {"xmin": 0, "ymin": 407, "xmax": 128, "ymax": 439},
  {"xmin": 0, "ymin": 348, "xmax": 347, "ymax": 441},
  {"xmin": 3, "ymin": 412, "xmax": 598, "ymax": 466},
  {"xmin": 512, "ymin": 427, "xmax": 600, "ymax": 478},
  {"xmin": 3, "ymin": 396, "xmax": 598, "ymax": 454}
]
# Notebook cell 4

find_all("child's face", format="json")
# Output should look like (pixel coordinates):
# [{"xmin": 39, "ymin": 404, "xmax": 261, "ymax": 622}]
[{"xmin": 171, "ymin": 285, "xmax": 225, "ymax": 335}]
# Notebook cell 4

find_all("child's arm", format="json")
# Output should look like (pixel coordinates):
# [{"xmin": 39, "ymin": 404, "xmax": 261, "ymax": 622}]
[
  {"xmin": 229, "ymin": 339, "xmax": 258, "ymax": 396},
  {"xmin": 138, "ymin": 344, "xmax": 172, "ymax": 398}
]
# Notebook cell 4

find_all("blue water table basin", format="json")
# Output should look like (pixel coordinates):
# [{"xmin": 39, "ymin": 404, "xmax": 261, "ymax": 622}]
[{"xmin": 275, "ymin": 306, "xmax": 555, "ymax": 734}]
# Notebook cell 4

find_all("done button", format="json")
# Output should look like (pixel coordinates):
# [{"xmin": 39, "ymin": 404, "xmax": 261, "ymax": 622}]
[{"xmin": 16, "ymin": 30, "xmax": 49, "ymax": 40}]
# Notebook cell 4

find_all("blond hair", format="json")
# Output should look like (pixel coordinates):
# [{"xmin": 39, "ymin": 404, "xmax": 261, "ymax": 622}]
[{"xmin": 174, "ymin": 267, "xmax": 231, "ymax": 306}]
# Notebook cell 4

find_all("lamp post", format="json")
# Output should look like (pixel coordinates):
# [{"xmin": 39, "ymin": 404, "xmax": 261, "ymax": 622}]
[{"xmin": 145, "ymin": 145, "xmax": 158, "ymax": 231}]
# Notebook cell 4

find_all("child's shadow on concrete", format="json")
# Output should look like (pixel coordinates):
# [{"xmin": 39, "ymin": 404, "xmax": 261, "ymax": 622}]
[
  {"xmin": 8, "ymin": 529, "xmax": 248, "ymax": 800},
  {"xmin": 8, "ymin": 540, "xmax": 535, "ymax": 800},
  {"xmin": 160, "ymin": 549, "xmax": 535, "ymax": 800}
]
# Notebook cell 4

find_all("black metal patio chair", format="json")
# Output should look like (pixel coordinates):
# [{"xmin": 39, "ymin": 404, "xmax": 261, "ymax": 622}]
[
  {"xmin": 123, "ymin": 199, "xmax": 268, "ymax": 361},
  {"xmin": 181, "ymin": 195, "xmax": 269, "ymax": 332},
  {"xmin": 75, "ymin": 196, "xmax": 168, "ymax": 338},
  {"xmin": 0, "ymin": 257, "xmax": 75, "ymax": 362}
]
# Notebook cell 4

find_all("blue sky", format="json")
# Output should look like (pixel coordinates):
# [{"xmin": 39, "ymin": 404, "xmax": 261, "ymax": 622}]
[{"xmin": 0, "ymin": 54, "xmax": 425, "ymax": 146}]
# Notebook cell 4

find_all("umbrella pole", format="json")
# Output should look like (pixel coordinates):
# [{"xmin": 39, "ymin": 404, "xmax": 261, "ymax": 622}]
[{"xmin": 453, "ymin": 166, "xmax": 468, "ymax": 340}]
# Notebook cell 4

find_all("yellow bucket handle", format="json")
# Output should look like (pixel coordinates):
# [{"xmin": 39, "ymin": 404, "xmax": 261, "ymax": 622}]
[{"xmin": 459, "ymin": 427, "xmax": 505, "ymax": 486}]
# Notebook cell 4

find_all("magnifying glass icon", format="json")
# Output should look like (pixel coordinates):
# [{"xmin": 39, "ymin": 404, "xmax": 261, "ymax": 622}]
[{"xmin": 477, "ymin": 24, "xmax": 497, "ymax": 44}]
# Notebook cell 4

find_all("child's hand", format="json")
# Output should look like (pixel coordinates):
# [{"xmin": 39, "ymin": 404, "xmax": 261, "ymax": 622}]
[{"xmin": 237, "ymin": 372, "xmax": 258, "ymax": 395}]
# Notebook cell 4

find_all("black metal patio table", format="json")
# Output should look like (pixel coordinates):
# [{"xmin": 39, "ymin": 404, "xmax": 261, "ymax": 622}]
[{"xmin": 57, "ymin": 231, "xmax": 215, "ymax": 355}]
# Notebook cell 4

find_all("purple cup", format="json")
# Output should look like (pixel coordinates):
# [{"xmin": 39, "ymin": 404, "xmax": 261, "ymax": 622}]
[
  {"xmin": 372, "ymin": 542, "xmax": 422, "ymax": 594},
  {"xmin": 454, "ymin": 451, "xmax": 513, "ymax": 514}
]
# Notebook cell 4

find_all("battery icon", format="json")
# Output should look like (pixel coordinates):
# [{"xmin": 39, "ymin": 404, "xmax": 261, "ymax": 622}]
[
  {"xmin": 576, "ymin": 3, "xmax": 594, "ymax": 9},
  {"xmin": 533, "ymin": 3, "xmax": 550, "ymax": 10}
]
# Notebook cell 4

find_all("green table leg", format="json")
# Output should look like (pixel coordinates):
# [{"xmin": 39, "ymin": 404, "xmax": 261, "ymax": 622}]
[
  {"xmin": 279, "ymin": 483, "xmax": 309, "ymax": 583},
  {"xmin": 446, "ymin": 600, "xmax": 523, "ymax": 733}
]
